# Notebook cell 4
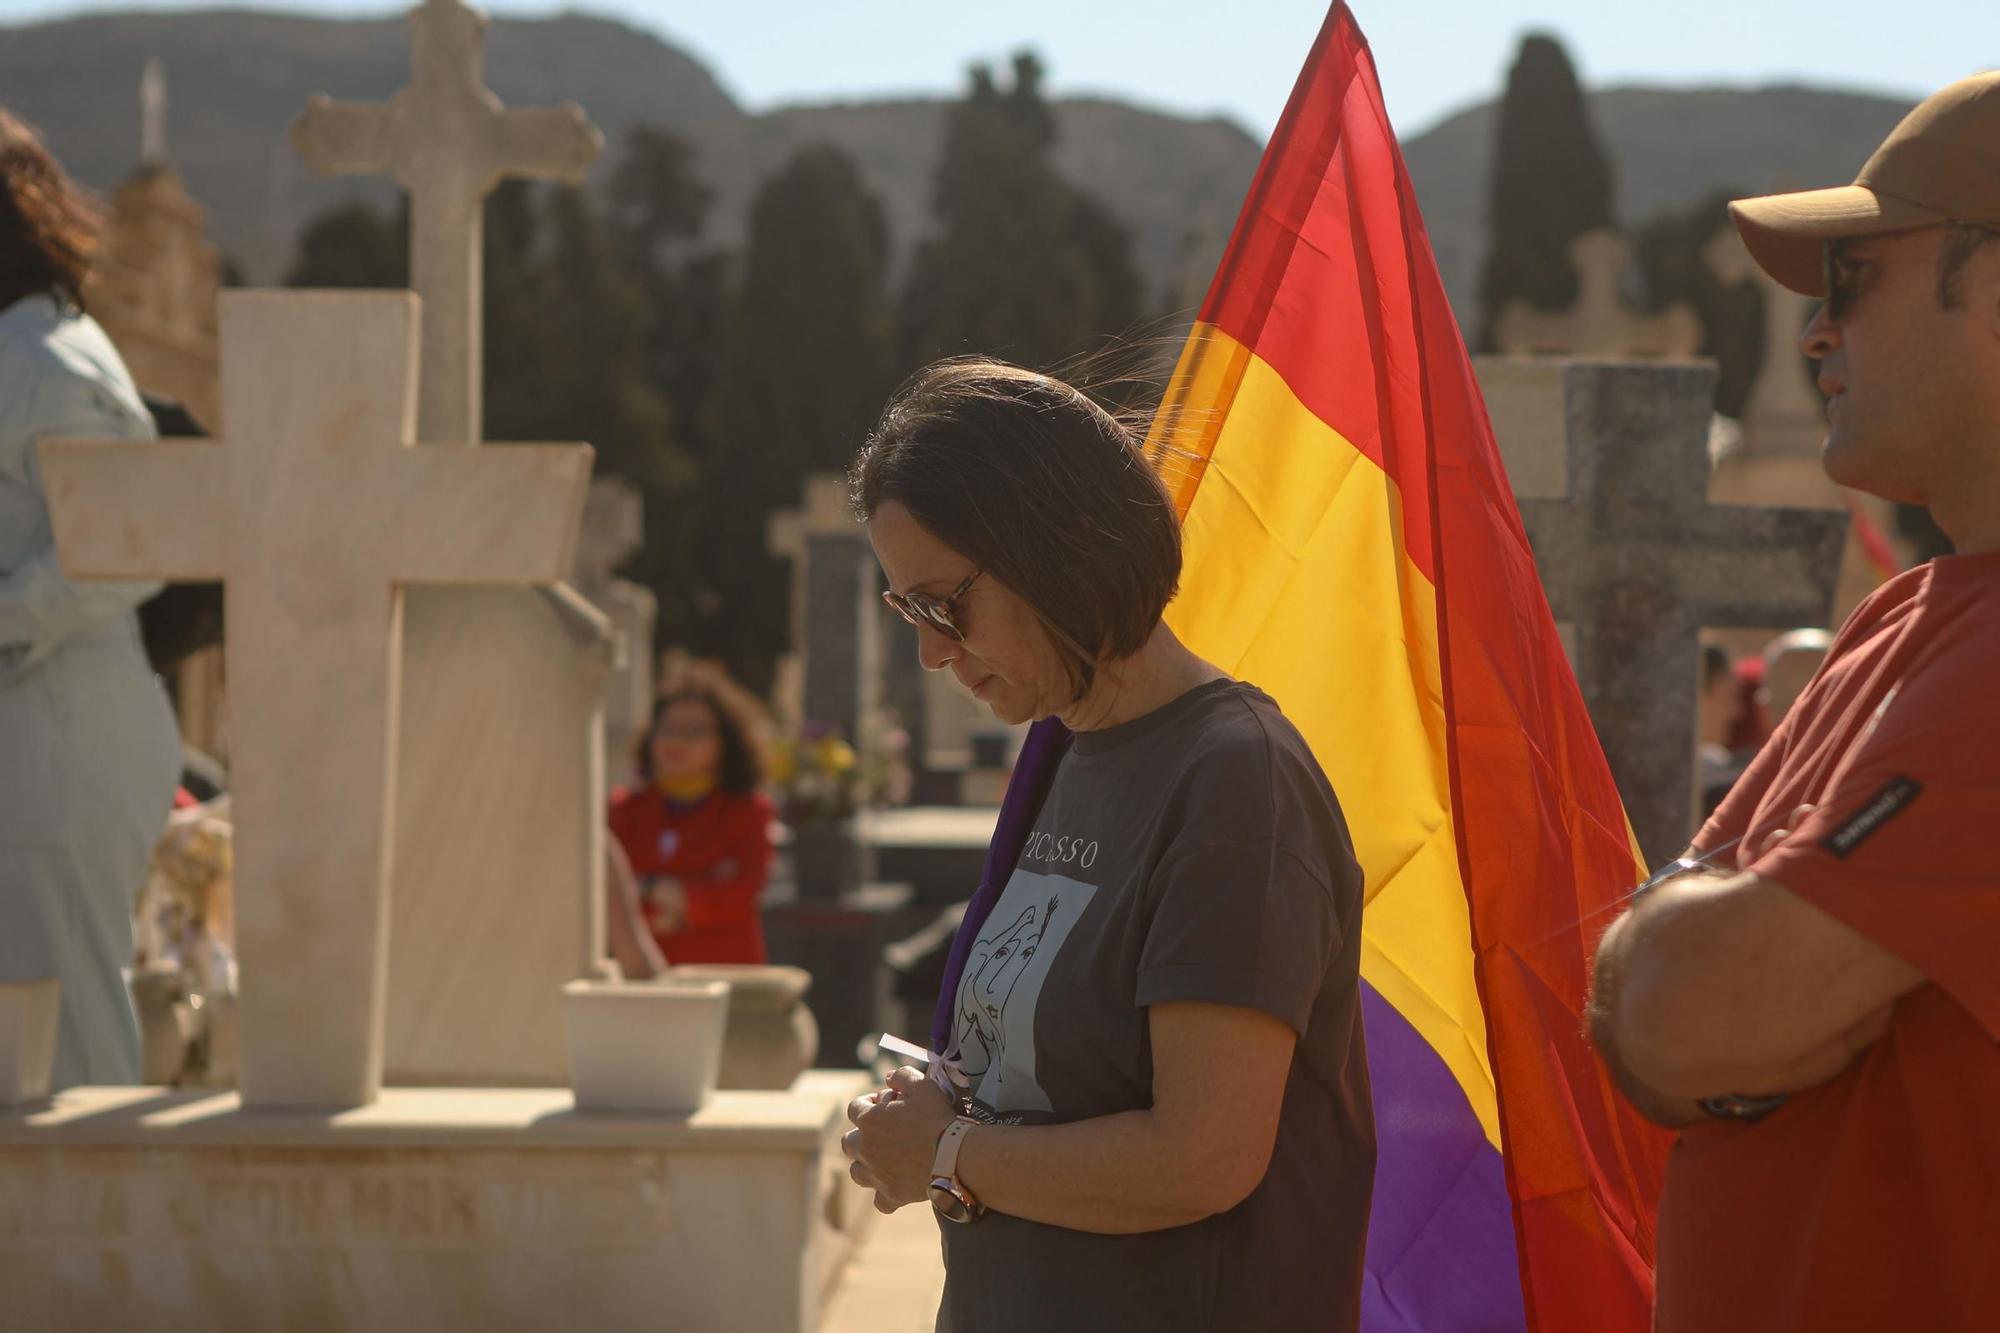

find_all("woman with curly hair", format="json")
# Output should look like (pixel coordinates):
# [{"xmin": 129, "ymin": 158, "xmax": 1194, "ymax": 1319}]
[
  {"xmin": 0, "ymin": 108, "xmax": 181, "ymax": 1088},
  {"xmin": 608, "ymin": 671, "xmax": 778, "ymax": 965}
]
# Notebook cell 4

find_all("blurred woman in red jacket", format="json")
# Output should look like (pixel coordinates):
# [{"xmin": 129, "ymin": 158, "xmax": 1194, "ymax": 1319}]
[{"xmin": 608, "ymin": 680, "xmax": 776, "ymax": 964}]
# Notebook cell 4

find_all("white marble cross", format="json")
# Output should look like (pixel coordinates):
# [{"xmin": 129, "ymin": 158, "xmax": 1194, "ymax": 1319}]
[
  {"xmin": 39, "ymin": 291, "xmax": 593, "ymax": 1108},
  {"xmin": 1706, "ymin": 227, "xmax": 1826, "ymax": 453},
  {"xmin": 289, "ymin": 0, "xmax": 601, "ymax": 444}
]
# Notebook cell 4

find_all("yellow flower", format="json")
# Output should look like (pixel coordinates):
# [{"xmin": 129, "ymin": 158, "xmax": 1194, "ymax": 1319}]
[{"xmin": 816, "ymin": 737, "xmax": 858, "ymax": 773}]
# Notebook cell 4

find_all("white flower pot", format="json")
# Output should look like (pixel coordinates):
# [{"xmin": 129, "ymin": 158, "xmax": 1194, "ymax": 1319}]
[
  {"xmin": 1, "ymin": 978, "xmax": 60, "ymax": 1106},
  {"xmin": 562, "ymin": 977, "xmax": 729, "ymax": 1114}
]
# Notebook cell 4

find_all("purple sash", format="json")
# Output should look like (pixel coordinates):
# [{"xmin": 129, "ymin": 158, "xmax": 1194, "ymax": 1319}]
[{"xmin": 927, "ymin": 716, "xmax": 1074, "ymax": 1053}]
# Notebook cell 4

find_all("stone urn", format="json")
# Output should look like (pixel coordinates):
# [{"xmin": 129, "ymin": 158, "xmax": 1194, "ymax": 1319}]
[{"xmin": 668, "ymin": 964, "xmax": 819, "ymax": 1091}]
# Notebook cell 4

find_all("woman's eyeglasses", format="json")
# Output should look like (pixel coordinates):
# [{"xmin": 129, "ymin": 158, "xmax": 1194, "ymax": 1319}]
[{"xmin": 883, "ymin": 568, "xmax": 982, "ymax": 642}]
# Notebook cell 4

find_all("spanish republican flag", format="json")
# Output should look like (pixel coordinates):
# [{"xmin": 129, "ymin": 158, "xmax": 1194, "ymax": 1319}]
[{"xmin": 1144, "ymin": 5, "xmax": 1672, "ymax": 1328}]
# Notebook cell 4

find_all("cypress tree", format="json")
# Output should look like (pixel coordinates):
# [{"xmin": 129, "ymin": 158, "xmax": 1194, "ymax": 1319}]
[{"xmin": 1477, "ymin": 34, "xmax": 1614, "ymax": 351}]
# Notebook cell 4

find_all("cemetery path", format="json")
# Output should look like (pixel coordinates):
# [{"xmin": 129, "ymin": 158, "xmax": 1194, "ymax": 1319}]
[{"xmin": 819, "ymin": 1199, "xmax": 946, "ymax": 1332}]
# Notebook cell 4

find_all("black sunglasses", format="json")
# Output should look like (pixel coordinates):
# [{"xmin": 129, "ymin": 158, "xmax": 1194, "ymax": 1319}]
[{"xmin": 883, "ymin": 568, "xmax": 982, "ymax": 642}]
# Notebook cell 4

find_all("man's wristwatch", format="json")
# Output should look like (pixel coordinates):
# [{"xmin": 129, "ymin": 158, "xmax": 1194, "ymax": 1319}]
[
  {"xmin": 1698, "ymin": 1092, "xmax": 1790, "ymax": 1122},
  {"xmin": 928, "ymin": 1116, "xmax": 985, "ymax": 1223}
]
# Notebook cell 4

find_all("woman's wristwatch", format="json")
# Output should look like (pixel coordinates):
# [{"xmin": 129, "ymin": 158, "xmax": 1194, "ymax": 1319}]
[{"xmin": 929, "ymin": 1116, "xmax": 985, "ymax": 1223}]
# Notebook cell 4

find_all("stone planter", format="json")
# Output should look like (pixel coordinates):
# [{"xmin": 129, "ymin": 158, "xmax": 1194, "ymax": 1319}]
[
  {"xmin": 562, "ymin": 977, "xmax": 728, "ymax": 1114},
  {"xmin": 0, "ymin": 979, "xmax": 59, "ymax": 1106},
  {"xmin": 669, "ymin": 964, "xmax": 819, "ymax": 1090}
]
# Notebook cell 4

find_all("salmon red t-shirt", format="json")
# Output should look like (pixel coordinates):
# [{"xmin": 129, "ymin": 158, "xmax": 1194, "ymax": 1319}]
[
  {"xmin": 607, "ymin": 787, "xmax": 776, "ymax": 965},
  {"xmin": 1661, "ymin": 551, "xmax": 2000, "ymax": 1333}
]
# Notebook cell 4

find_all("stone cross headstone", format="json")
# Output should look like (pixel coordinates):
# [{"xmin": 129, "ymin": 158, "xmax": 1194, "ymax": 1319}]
[
  {"xmin": 768, "ymin": 474, "xmax": 885, "ymax": 747},
  {"xmin": 1477, "ymin": 357, "xmax": 1847, "ymax": 864},
  {"xmin": 1706, "ymin": 229, "xmax": 1825, "ymax": 455},
  {"xmin": 39, "ymin": 291, "xmax": 592, "ymax": 1108},
  {"xmin": 290, "ymin": 0, "xmax": 601, "ymax": 444},
  {"xmin": 1497, "ymin": 228, "xmax": 1702, "ymax": 359},
  {"xmin": 290, "ymin": 0, "xmax": 616, "ymax": 1087},
  {"xmin": 1704, "ymin": 228, "xmax": 1908, "ymax": 627},
  {"xmin": 384, "ymin": 580, "xmax": 615, "ymax": 1086},
  {"xmin": 572, "ymin": 476, "xmax": 658, "ymax": 788}
]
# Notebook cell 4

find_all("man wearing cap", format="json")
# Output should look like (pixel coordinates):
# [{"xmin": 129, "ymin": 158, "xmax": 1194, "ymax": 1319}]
[{"xmin": 1589, "ymin": 72, "xmax": 2000, "ymax": 1331}]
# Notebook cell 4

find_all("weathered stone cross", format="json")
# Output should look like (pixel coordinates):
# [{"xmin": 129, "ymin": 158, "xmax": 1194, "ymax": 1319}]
[
  {"xmin": 40, "ymin": 291, "xmax": 592, "ymax": 1108},
  {"xmin": 1706, "ymin": 228, "xmax": 1828, "ymax": 453},
  {"xmin": 290, "ymin": 0, "xmax": 601, "ymax": 444},
  {"xmin": 1494, "ymin": 228, "xmax": 1701, "ymax": 358},
  {"xmin": 1478, "ymin": 358, "xmax": 1847, "ymax": 865}
]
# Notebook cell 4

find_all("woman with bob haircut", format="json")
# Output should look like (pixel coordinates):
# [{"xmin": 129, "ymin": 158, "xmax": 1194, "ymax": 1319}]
[
  {"xmin": 840, "ymin": 358, "xmax": 1375, "ymax": 1332},
  {"xmin": 0, "ymin": 107, "xmax": 181, "ymax": 1088}
]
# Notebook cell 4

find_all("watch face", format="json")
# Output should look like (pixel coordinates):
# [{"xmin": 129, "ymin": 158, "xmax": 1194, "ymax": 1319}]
[{"xmin": 929, "ymin": 1182, "xmax": 973, "ymax": 1223}]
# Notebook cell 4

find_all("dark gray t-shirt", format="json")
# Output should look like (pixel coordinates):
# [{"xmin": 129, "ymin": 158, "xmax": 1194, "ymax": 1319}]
[{"xmin": 936, "ymin": 678, "xmax": 1375, "ymax": 1333}]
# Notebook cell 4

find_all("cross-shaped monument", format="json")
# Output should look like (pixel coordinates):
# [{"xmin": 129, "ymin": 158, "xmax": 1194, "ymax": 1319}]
[
  {"xmin": 40, "ymin": 291, "xmax": 592, "ymax": 1108},
  {"xmin": 1478, "ymin": 357, "xmax": 1847, "ymax": 864},
  {"xmin": 1706, "ymin": 228, "xmax": 1827, "ymax": 454},
  {"xmin": 290, "ymin": 0, "xmax": 601, "ymax": 443},
  {"xmin": 1496, "ymin": 228, "xmax": 1701, "ymax": 359}
]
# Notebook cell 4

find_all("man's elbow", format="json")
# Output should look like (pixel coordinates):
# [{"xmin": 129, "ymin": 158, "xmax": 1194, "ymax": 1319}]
[
  {"xmin": 1592, "ymin": 897, "xmax": 1745, "ymax": 1097},
  {"xmin": 1606, "ymin": 957, "xmax": 1747, "ymax": 1097}
]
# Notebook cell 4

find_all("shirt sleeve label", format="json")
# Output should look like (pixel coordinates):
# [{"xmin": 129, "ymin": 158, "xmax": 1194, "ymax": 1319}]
[{"xmin": 1820, "ymin": 777, "xmax": 1924, "ymax": 859}]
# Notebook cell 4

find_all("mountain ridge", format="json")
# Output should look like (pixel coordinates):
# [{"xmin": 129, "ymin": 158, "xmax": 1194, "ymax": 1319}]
[{"xmin": 0, "ymin": 8, "xmax": 1916, "ymax": 321}]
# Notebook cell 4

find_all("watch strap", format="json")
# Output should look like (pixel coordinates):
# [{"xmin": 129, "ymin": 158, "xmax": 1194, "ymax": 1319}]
[
  {"xmin": 933, "ymin": 1116, "xmax": 978, "ymax": 1182},
  {"xmin": 930, "ymin": 1116, "xmax": 983, "ymax": 1218}
]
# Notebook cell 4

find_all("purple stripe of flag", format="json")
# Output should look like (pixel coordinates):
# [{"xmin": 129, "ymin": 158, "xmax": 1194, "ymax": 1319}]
[
  {"xmin": 1360, "ymin": 982, "xmax": 1525, "ymax": 1331},
  {"xmin": 929, "ymin": 717, "xmax": 1075, "ymax": 1053}
]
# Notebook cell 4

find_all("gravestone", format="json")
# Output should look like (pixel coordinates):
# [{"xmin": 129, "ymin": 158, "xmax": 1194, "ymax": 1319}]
[
  {"xmin": 572, "ymin": 477, "xmax": 658, "ymax": 789},
  {"xmin": 40, "ymin": 291, "xmax": 592, "ymax": 1108},
  {"xmin": 1496, "ymin": 228, "xmax": 1701, "ymax": 359},
  {"xmin": 775, "ymin": 476, "xmax": 990, "ymax": 806},
  {"xmin": 292, "ymin": 0, "xmax": 619, "ymax": 1086},
  {"xmin": 764, "ymin": 478, "xmax": 913, "ymax": 1066},
  {"xmin": 1476, "ymin": 357, "xmax": 1847, "ymax": 864},
  {"xmin": 290, "ymin": 0, "xmax": 600, "ymax": 445},
  {"xmin": 17, "ymin": 290, "xmax": 878, "ymax": 1331},
  {"xmin": 1707, "ymin": 228, "xmax": 1825, "ymax": 456},
  {"xmin": 768, "ymin": 474, "xmax": 885, "ymax": 748},
  {"xmin": 1704, "ymin": 228, "xmax": 1911, "ymax": 629},
  {"xmin": 383, "ymin": 583, "xmax": 617, "ymax": 1086}
]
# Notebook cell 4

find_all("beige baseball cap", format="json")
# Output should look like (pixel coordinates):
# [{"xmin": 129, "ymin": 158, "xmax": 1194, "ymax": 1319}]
[{"xmin": 1730, "ymin": 70, "xmax": 2000, "ymax": 296}]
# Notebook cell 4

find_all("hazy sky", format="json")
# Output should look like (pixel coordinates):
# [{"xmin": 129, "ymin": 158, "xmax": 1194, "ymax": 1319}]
[{"xmin": 0, "ymin": 0, "xmax": 1985, "ymax": 137}]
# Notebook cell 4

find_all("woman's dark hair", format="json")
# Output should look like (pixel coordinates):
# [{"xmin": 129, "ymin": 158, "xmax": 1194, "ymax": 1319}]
[
  {"xmin": 0, "ymin": 108, "xmax": 102, "ymax": 313},
  {"xmin": 634, "ymin": 674, "xmax": 769, "ymax": 795},
  {"xmin": 849, "ymin": 358, "xmax": 1182, "ymax": 701}
]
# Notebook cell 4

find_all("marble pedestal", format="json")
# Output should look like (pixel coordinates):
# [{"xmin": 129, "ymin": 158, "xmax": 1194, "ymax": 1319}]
[{"xmin": 0, "ymin": 1073, "xmax": 875, "ymax": 1333}]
